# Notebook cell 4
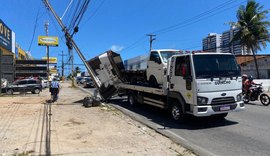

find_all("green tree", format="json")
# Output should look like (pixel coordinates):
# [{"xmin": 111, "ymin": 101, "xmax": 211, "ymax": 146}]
[
  {"xmin": 74, "ymin": 66, "xmax": 81, "ymax": 76},
  {"xmin": 230, "ymin": 0, "xmax": 270, "ymax": 79}
]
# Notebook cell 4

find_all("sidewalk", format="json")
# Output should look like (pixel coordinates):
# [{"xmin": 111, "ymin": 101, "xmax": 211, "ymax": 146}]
[{"xmin": 0, "ymin": 81, "xmax": 194, "ymax": 156}]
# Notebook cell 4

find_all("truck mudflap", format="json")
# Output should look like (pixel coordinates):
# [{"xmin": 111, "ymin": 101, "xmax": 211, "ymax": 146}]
[
  {"xmin": 192, "ymin": 101, "xmax": 245, "ymax": 117},
  {"xmin": 88, "ymin": 50, "xmax": 126, "ymax": 100}
]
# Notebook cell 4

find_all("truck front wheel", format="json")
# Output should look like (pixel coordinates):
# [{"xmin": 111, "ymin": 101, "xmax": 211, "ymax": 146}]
[{"xmin": 171, "ymin": 102, "xmax": 183, "ymax": 121}]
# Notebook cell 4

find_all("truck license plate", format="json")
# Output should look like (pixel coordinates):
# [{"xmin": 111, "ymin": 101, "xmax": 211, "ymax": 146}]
[{"xmin": 220, "ymin": 106, "xmax": 230, "ymax": 111}]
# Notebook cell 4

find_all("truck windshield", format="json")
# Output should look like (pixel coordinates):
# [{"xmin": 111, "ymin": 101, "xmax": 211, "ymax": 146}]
[
  {"xmin": 193, "ymin": 55, "xmax": 240, "ymax": 78},
  {"xmin": 160, "ymin": 51, "xmax": 179, "ymax": 63}
]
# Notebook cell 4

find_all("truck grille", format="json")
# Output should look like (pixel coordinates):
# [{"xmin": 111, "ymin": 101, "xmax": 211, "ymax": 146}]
[{"xmin": 211, "ymin": 97, "xmax": 235, "ymax": 105}]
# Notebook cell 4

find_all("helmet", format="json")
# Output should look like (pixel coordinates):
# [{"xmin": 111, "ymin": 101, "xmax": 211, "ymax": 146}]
[
  {"xmin": 242, "ymin": 74, "xmax": 248, "ymax": 78},
  {"xmin": 248, "ymin": 75, "xmax": 253, "ymax": 81}
]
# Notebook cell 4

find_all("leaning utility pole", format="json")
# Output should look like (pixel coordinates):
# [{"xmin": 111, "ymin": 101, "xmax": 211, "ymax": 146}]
[
  {"xmin": 42, "ymin": 0, "xmax": 101, "ymax": 95},
  {"xmin": 45, "ymin": 21, "xmax": 50, "ymax": 79},
  {"xmin": 146, "ymin": 34, "xmax": 156, "ymax": 51}
]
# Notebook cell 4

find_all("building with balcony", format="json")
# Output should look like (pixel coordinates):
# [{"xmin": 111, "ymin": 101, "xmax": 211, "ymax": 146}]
[
  {"xmin": 202, "ymin": 33, "xmax": 222, "ymax": 53},
  {"xmin": 221, "ymin": 27, "xmax": 248, "ymax": 55}
]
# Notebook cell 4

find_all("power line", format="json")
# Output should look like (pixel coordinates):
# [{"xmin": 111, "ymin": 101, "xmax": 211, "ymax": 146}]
[
  {"xmin": 28, "ymin": 8, "xmax": 45, "ymax": 52},
  {"xmin": 81, "ymin": 0, "xmax": 106, "ymax": 27},
  {"xmin": 158, "ymin": 1, "xmax": 246, "ymax": 35},
  {"xmin": 121, "ymin": 36, "xmax": 147, "ymax": 52},
  {"xmin": 152, "ymin": 0, "xmax": 245, "ymax": 35},
  {"xmin": 68, "ymin": 0, "xmax": 90, "ymax": 35},
  {"xmin": 123, "ymin": 1, "xmax": 246, "ymax": 53}
]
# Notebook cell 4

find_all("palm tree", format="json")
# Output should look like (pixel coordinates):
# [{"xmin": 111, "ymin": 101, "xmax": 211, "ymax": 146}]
[{"xmin": 230, "ymin": 0, "xmax": 270, "ymax": 79}]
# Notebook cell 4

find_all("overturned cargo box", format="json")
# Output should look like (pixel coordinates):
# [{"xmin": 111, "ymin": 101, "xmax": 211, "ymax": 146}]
[{"xmin": 88, "ymin": 50, "xmax": 126, "ymax": 100}]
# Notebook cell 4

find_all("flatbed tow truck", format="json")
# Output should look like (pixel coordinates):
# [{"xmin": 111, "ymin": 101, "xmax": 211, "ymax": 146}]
[{"xmin": 87, "ymin": 50, "xmax": 245, "ymax": 121}]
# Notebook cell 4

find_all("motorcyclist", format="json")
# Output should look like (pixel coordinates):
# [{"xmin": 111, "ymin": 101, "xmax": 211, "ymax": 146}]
[
  {"xmin": 242, "ymin": 74, "xmax": 248, "ymax": 92},
  {"xmin": 244, "ymin": 75, "xmax": 256, "ymax": 98},
  {"xmin": 50, "ymin": 77, "xmax": 60, "ymax": 102}
]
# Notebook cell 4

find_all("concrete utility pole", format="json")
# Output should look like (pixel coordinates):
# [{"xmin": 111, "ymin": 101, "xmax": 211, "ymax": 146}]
[
  {"xmin": 147, "ymin": 34, "xmax": 156, "ymax": 51},
  {"xmin": 59, "ymin": 50, "xmax": 67, "ymax": 77},
  {"xmin": 45, "ymin": 21, "xmax": 50, "ymax": 79}
]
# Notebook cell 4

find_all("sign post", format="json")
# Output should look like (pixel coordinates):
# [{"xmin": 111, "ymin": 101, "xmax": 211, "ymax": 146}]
[{"xmin": 38, "ymin": 35, "xmax": 58, "ymax": 79}]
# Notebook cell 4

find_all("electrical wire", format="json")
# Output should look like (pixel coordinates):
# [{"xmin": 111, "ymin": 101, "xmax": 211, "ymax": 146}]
[
  {"xmin": 152, "ymin": 0, "xmax": 245, "ymax": 35},
  {"xmin": 81, "ymin": 0, "xmax": 106, "ymax": 27},
  {"xmin": 157, "ymin": 1, "xmax": 247, "ymax": 35},
  {"xmin": 122, "ymin": 1, "xmax": 246, "ymax": 54},
  {"xmin": 28, "ymin": 8, "xmax": 45, "ymax": 52},
  {"xmin": 121, "ymin": 36, "xmax": 148, "ymax": 52},
  {"xmin": 67, "ymin": 0, "xmax": 90, "ymax": 33}
]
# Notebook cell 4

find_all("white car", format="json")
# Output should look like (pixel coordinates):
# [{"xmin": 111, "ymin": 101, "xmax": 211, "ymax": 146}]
[
  {"xmin": 1, "ymin": 78, "xmax": 8, "ymax": 88},
  {"xmin": 41, "ymin": 79, "xmax": 49, "ymax": 88}
]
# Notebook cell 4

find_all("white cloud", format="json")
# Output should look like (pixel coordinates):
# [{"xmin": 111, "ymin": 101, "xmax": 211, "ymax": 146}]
[{"xmin": 110, "ymin": 45, "xmax": 124, "ymax": 52}]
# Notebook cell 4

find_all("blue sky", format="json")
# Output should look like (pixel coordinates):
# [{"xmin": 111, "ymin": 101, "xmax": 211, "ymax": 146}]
[{"xmin": 0, "ymin": 0, "xmax": 269, "ymax": 73}]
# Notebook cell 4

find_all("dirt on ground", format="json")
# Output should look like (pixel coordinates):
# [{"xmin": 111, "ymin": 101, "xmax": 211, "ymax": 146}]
[{"xmin": 0, "ymin": 82, "xmax": 195, "ymax": 156}]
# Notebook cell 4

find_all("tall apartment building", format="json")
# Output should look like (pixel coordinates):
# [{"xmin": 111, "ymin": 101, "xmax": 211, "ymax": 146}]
[
  {"xmin": 221, "ymin": 27, "xmax": 248, "ymax": 55},
  {"xmin": 202, "ymin": 27, "xmax": 248, "ymax": 55},
  {"xmin": 202, "ymin": 33, "xmax": 222, "ymax": 52}
]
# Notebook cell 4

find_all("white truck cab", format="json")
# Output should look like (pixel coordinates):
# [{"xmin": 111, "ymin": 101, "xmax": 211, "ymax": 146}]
[
  {"xmin": 167, "ymin": 53, "xmax": 244, "ymax": 117},
  {"xmin": 146, "ymin": 49, "xmax": 179, "ymax": 87}
]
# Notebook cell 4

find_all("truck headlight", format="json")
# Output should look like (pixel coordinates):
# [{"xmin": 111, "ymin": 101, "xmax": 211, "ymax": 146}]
[
  {"xmin": 236, "ymin": 93, "xmax": 243, "ymax": 102},
  {"xmin": 197, "ymin": 96, "xmax": 208, "ymax": 105}
]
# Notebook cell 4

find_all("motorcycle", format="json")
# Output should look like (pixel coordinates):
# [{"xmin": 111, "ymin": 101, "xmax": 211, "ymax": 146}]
[{"xmin": 243, "ymin": 84, "xmax": 270, "ymax": 106}]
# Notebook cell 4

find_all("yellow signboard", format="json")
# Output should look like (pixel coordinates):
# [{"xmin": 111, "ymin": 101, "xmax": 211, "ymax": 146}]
[
  {"xmin": 50, "ymin": 69, "xmax": 58, "ymax": 74},
  {"xmin": 38, "ymin": 36, "xmax": 58, "ymax": 47},
  {"xmin": 42, "ymin": 57, "xmax": 57, "ymax": 63}
]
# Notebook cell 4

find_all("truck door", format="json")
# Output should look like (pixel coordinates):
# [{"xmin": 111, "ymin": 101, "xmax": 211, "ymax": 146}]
[
  {"xmin": 147, "ymin": 51, "xmax": 162, "ymax": 84},
  {"xmin": 170, "ymin": 56, "xmax": 193, "ymax": 104}
]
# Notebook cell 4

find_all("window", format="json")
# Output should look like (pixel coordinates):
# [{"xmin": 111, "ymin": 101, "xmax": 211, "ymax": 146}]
[
  {"xmin": 28, "ymin": 80, "xmax": 37, "ymax": 84},
  {"xmin": 159, "ymin": 51, "xmax": 178, "ymax": 63},
  {"xmin": 175, "ymin": 56, "xmax": 191, "ymax": 77},
  {"xmin": 175, "ymin": 57, "xmax": 186, "ymax": 76},
  {"xmin": 149, "ymin": 52, "xmax": 160, "ymax": 63},
  {"xmin": 18, "ymin": 80, "xmax": 27, "ymax": 85}
]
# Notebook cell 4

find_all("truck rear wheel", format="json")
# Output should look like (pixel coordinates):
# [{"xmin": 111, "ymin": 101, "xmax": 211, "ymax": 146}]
[{"xmin": 128, "ymin": 93, "xmax": 137, "ymax": 106}]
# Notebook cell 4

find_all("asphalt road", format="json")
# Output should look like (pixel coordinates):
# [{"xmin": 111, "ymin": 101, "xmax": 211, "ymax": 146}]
[{"xmin": 81, "ymin": 85, "xmax": 270, "ymax": 156}]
